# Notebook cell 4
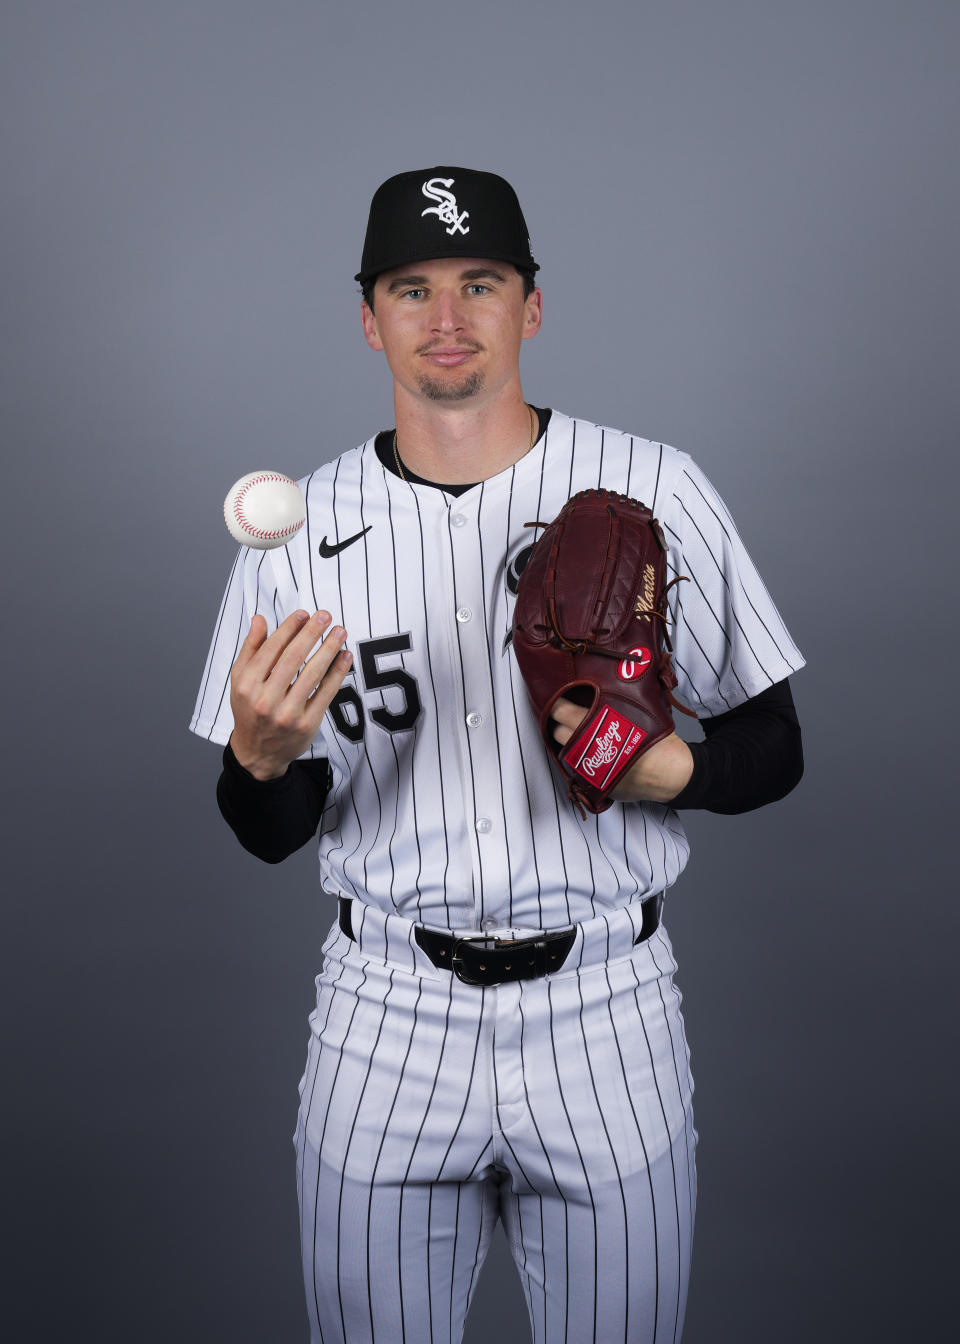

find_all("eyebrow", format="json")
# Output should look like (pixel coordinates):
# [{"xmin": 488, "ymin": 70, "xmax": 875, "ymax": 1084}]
[
  {"xmin": 461, "ymin": 267, "xmax": 507, "ymax": 283},
  {"xmin": 384, "ymin": 266, "xmax": 508, "ymax": 294}
]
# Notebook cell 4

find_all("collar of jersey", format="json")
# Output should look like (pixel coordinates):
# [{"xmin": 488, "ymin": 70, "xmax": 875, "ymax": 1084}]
[{"xmin": 374, "ymin": 406, "xmax": 555, "ymax": 496}]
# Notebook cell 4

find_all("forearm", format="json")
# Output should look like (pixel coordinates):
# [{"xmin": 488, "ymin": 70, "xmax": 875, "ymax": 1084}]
[
  {"xmin": 216, "ymin": 742, "xmax": 332, "ymax": 863},
  {"xmin": 670, "ymin": 720, "xmax": 803, "ymax": 814},
  {"xmin": 613, "ymin": 678, "xmax": 804, "ymax": 813}
]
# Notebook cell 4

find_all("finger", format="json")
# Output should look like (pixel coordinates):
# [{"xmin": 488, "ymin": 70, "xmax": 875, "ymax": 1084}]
[
  {"xmin": 550, "ymin": 696, "xmax": 582, "ymax": 726},
  {"xmin": 303, "ymin": 644, "xmax": 354, "ymax": 723},
  {"xmin": 549, "ymin": 695, "xmax": 583, "ymax": 746},
  {"xmin": 233, "ymin": 611, "xmax": 313, "ymax": 717},
  {"xmin": 265, "ymin": 609, "xmax": 336, "ymax": 690},
  {"xmin": 231, "ymin": 613, "xmax": 271, "ymax": 678},
  {"xmin": 291, "ymin": 625, "xmax": 349, "ymax": 708},
  {"xmin": 245, "ymin": 609, "xmax": 316, "ymax": 681}
]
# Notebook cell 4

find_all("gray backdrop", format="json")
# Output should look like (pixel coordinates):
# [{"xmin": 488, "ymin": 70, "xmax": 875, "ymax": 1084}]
[{"xmin": 5, "ymin": 2, "xmax": 957, "ymax": 1340}]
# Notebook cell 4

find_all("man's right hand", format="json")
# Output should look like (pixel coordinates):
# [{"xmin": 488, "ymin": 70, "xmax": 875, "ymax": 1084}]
[{"xmin": 228, "ymin": 610, "xmax": 352, "ymax": 780}]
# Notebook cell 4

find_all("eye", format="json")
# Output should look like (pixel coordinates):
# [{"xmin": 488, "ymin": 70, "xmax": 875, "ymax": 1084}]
[
  {"xmin": 466, "ymin": 284, "xmax": 490, "ymax": 296},
  {"xmin": 403, "ymin": 288, "xmax": 427, "ymax": 300}
]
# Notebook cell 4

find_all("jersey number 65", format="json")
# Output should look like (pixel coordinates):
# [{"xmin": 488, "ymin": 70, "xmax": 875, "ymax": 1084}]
[{"xmin": 328, "ymin": 633, "xmax": 422, "ymax": 741}]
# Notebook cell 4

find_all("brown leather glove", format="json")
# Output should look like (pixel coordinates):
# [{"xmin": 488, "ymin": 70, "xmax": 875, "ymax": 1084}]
[{"xmin": 512, "ymin": 488, "xmax": 696, "ymax": 815}]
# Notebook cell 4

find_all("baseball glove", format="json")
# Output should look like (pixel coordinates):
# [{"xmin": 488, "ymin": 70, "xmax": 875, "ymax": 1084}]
[{"xmin": 512, "ymin": 488, "xmax": 695, "ymax": 815}]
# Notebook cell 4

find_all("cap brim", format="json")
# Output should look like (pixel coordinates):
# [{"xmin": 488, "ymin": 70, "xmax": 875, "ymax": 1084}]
[{"xmin": 355, "ymin": 249, "xmax": 540, "ymax": 286}]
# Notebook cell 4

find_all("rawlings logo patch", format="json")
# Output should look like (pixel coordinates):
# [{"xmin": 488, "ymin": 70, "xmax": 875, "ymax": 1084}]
[
  {"xmin": 562, "ymin": 704, "xmax": 647, "ymax": 789},
  {"xmin": 617, "ymin": 646, "xmax": 652, "ymax": 682}
]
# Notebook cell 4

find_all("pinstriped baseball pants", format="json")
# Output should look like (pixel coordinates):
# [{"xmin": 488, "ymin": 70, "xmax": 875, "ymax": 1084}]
[{"xmin": 293, "ymin": 899, "xmax": 697, "ymax": 1344}]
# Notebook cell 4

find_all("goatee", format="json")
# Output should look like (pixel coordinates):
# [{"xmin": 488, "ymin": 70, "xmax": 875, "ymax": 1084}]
[{"xmin": 416, "ymin": 371, "xmax": 485, "ymax": 402}]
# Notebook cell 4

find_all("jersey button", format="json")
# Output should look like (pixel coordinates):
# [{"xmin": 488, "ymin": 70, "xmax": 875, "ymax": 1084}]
[
  {"xmin": 475, "ymin": 817, "xmax": 492, "ymax": 834},
  {"xmin": 456, "ymin": 606, "xmax": 472, "ymax": 623},
  {"xmin": 480, "ymin": 916, "xmax": 499, "ymax": 931},
  {"xmin": 451, "ymin": 513, "xmax": 467, "ymax": 528},
  {"xmin": 466, "ymin": 711, "xmax": 483, "ymax": 728}
]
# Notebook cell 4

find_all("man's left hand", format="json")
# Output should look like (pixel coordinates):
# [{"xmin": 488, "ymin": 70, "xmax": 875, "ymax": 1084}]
[{"xmin": 550, "ymin": 696, "xmax": 695, "ymax": 803}]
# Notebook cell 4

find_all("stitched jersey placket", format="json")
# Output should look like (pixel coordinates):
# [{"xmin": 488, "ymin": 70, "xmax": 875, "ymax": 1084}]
[{"xmin": 445, "ymin": 492, "xmax": 511, "ymax": 929}]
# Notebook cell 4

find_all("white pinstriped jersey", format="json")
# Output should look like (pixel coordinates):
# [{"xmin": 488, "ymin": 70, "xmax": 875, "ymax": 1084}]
[{"xmin": 191, "ymin": 410, "xmax": 804, "ymax": 932}]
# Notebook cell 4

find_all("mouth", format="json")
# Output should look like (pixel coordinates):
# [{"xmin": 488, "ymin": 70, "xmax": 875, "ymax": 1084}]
[
  {"xmin": 420, "ymin": 345, "xmax": 482, "ymax": 368},
  {"xmin": 423, "ymin": 350, "xmax": 476, "ymax": 368}
]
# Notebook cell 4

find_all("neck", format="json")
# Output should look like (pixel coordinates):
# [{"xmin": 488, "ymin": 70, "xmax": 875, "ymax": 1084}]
[{"xmin": 393, "ymin": 384, "xmax": 535, "ymax": 485}]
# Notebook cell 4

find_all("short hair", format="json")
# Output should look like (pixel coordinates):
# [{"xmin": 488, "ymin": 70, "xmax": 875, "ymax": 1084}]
[{"xmin": 362, "ymin": 265, "xmax": 538, "ymax": 315}]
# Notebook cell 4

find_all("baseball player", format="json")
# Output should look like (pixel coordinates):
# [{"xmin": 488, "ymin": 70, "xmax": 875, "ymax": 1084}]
[{"xmin": 190, "ymin": 167, "xmax": 805, "ymax": 1343}]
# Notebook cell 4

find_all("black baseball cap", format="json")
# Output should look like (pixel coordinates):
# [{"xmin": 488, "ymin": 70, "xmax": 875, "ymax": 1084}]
[{"xmin": 355, "ymin": 166, "xmax": 539, "ymax": 286}]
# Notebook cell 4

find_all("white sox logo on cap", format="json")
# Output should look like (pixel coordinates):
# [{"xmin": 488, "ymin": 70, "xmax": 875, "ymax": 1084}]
[{"xmin": 421, "ymin": 177, "xmax": 470, "ymax": 236}]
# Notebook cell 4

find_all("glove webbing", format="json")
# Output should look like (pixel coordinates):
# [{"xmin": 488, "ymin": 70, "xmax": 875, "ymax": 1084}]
[{"xmin": 538, "ymin": 501, "xmax": 621, "ymax": 653}]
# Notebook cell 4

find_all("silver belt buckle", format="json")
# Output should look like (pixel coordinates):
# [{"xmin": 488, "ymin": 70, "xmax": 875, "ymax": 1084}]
[{"xmin": 450, "ymin": 932, "xmax": 512, "ymax": 986}]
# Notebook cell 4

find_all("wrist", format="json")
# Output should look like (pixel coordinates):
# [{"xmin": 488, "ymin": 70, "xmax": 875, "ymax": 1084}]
[
  {"xmin": 227, "ymin": 735, "xmax": 292, "ymax": 783},
  {"xmin": 612, "ymin": 734, "xmax": 695, "ymax": 804}
]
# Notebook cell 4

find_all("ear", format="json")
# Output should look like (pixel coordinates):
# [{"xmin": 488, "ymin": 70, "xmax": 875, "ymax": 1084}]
[
  {"xmin": 521, "ymin": 287, "xmax": 543, "ymax": 341},
  {"xmin": 361, "ymin": 299, "xmax": 384, "ymax": 352}
]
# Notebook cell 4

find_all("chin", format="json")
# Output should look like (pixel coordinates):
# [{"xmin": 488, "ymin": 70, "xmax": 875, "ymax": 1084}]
[{"xmin": 415, "ymin": 371, "xmax": 486, "ymax": 402}]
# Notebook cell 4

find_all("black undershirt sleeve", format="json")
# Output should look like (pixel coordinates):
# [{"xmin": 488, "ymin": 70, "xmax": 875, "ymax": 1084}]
[
  {"xmin": 215, "ymin": 679, "xmax": 802, "ymax": 863},
  {"xmin": 216, "ymin": 744, "xmax": 333, "ymax": 864},
  {"xmin": 668, "ymin": 677, "xmax": 803, "ymax": 814}
]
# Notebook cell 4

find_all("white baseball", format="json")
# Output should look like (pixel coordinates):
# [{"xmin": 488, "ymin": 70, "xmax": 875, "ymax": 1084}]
[{"xmin": 223, "ymin": 471, "xmax": 306, "ymax": 550}]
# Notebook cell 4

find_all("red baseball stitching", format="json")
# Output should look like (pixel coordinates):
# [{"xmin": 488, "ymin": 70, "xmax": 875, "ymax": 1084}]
[{"xmin": 230, "ymin": 473, "xmax": 303, "ymax": 541}]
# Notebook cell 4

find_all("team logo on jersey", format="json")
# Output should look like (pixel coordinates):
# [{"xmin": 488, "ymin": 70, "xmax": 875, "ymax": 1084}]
[
  {"xmin": 617, "ymin": 646, "xmax": 652, "ymax": 681},
  {"xmin": 634, "ymin": 564, "xmax": 657, "ymax": 618},
  {"xmin": 505, "ymin": 542, "xmax": 535, "ymax": 596},
  {"xmin": 502, "ymin": 540, "xmax": 535, "ymax": 651},
  {"xmin": 421, "ymin": 177, "xmax": 470, "ymax": 236},
  {"xmin": 505, "ymin": 543, "xmax": 534, "ymax": 596}
]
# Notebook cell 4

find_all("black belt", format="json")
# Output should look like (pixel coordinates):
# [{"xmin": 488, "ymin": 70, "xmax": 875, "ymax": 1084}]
[{"xmin": 337, "ymin": 892, "xmax": 663, "ymax": 987}]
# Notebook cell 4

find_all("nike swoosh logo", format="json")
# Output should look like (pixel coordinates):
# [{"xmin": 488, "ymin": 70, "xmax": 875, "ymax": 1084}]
[{"xmin": 318, "ymin": 526, "xmax": 372, "ymax": 558}]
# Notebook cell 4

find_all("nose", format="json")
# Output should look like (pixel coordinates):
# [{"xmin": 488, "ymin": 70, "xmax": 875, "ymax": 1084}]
[{"xmin": 430, "ymin": 289, "xmax": 465, "ymax": 333}]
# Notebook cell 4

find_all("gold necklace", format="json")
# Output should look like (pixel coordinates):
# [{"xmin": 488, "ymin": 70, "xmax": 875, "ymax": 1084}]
[
  {"xmin": 393, "ymin": 404, "xmax": 538, "ymax": 484},
  {"xmin": 392, "ymin": 430, "xmax": 407, "ymax": 482}
]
